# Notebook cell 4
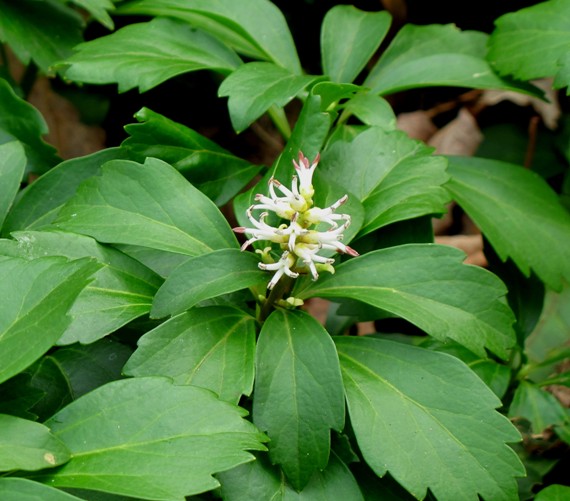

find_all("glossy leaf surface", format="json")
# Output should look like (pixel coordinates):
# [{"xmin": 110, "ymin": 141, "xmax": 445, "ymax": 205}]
[
  {"xmin": 0, "ymin": 256, "xmax": 99, "ymax": 384},
  {"xmin": 218, "ymin": 451, "xmax": 363, "ymax": 500},
  {"xmin": 298, "ymin": 244, "xmax": 516, "ymax": 359},
  {"xmin": 219, "ymin": 62, "xmax": 317, "ymax": 133},
  {"xmin": 10, "ymin": 230, "xmax": 162, "ymax": 344},
  {"xmin": 488, "ymin": 0, "xmax": 570, "ymax": 92},
  {"xmin": 116, "ymin": 0, "xmax": 301, "ymax": 72},
  {"xmin": 55, "ymin": 157, "xmax": 236, "ymax": 256},
  {"xmin": 446, "ymin": 156, "xmax": 570, "ymax": 291},
  {"xmin": 0, "ymin": 0, "xmax": 83, "ymax": 72},
  {"xmin": 2, "ymin": 148, "xmax": 128, "ymax": 235},
  {"xmin": 364, "ymin": 23, "xmax": 540, "ymax": 96},
  {"xmin": 321, "ymin": 127, "xmax": 449, "ymax": 236},
  {"xmin": 123, "ymin": 108, "xmax": 260, "ymax": 206},
  {"xmin": 253, "ymin": 310, "xmax": 345, "ymax": 490},
  {"xmin": 151, "ymin": 249, "xmax": 265, "ymax": 318},
  {"xmin": 321, "ymin": 7, "xmax": 391, "ymax": 83},
  {"xmin": 0, "ymin": 141, "xmax": 26, "ymax": 231},
  {"xmin": 335, "ymin": 336, "xmax": 524, "ymax": 501},
  {"xmin": 125, "ymin": 306, "xmax": 255, "ymax": 403},
  {"xmin": 61, "ymin": 17, "xmax": 241, "ymax": 92},
  {"xmin": 35, "ymin": 378, "xmax": 267, "ymax": 499},
  {"xmin": 0, "ymin": 414, "xmax": 70, "ymax": 472},
  {"xmin": 0, "ymin": 478, "xmax": 82, "ymax": 500}
]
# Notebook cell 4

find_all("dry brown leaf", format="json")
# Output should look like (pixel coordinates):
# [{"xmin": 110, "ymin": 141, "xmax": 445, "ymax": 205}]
[
  {"xmin": 396, "ymin": 110, "xmax": 437, "ymax": 141},
  {"xmin": 435, "ymin": 234, "xmax": 487, "ymax": 266},
  {"xmin": 428, "ymin": 108, "xmax": 483, "ymax": 156},
  {"xmin": 480, "ymin": 79, "xmax": 560, "ymax": 130}
]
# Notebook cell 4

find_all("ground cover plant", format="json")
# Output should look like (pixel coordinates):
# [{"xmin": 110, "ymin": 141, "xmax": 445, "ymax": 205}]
[{"xmin": 1, "ymin": 0, "xmax": 570, "ymax": 499}]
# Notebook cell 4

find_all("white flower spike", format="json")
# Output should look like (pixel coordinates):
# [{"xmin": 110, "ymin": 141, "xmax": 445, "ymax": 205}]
[{"xmin": 234, "ymin": 152, "xmax": 359, "ymax": 289}]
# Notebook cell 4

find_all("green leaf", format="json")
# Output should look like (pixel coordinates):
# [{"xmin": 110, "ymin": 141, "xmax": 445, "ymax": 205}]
[
  {"xmin": 488, "ymin": 0, "xmax": 570, "ymax": 91},
  {"xmin": 298, "ymin": 244, "xmax": 516, "ymax": 359},
  {"xmin": 69, "ymin": 0, "xmax": 115, "ymax": 29},
  {"xmin": 253, "ymin": 310, "xmax": 345, "ymax": 490},
  {"xmin": 10, "ymin": 230, "xmax": 162, "ymax": 344},
  {"xmin": 123, "ymin": 108, "xmax": 261, "ymax": 206},
  {"xmin": 0, "ymin": 414, "xmax": 70, "ymax": 472},
  {"xmin": 0, "ymin": 373, "xmax": 44, "ymax": 420},
  {"xmin": 218, "ymin": 451, "xmax": 363, "ymax": 500},
  {"xmin": 60, "ymin": 17, "xmax": 241, "ymax": 93},
  {"xmin": 49, "ymin": 339, "xmax": 133, "ymax": 399},
  {"xmin": 34, "ymin": 377, "xmax": 267, "ymax": 499},
  {"xmin": 445, "ymin": 156, "xmax": 570, "ymax": 291},
  {"xmin": 425, "ymin": 340, "xmax": 511, "ymax": 398},
  {"xmin": 55, "ymin": 157, "xmax": 237, "ymax": 256},
  {"xmin": 526, "ymin": 285, "xmax": 570, "ymax": 371},
  {"xmin": 535, "ymin": 484, "xmax": 570, "ymax": 501},
  {"xmin": 0, "ymin": 478, "xmax": 83, "ymax": 500},
  {"xmin": 509, "ymin": 381, "xmax": 569, "ymax": 433},
  {"xmin": 364, "ymin": 23, "xmax": 541, "ymax": 97},
  {"xmin": 335, "ymin": 336, "xmax": 524, "ymax": 501},
  {"xmin": 321, "ymin": 6, "xmax": 391, "ymax": 84},
  {"xmin": 151, "ymin": 249, "xmax": 265, "ymax": 318},
  {"xmin": 0, "ymin": 141, "xmax": 25, "ymax": 231},
  {"xmin": 0, "ymin": 0, "xmax": 83, "ymax": 72},
  {"xmin": 0, "ymin": 256, "xmax": 100, "ymax": 384},
  {"xmin": 115, "ymin": 0, "xmax": 301, "ymax": 73},
  {"xmin": 321, "ymin": 128, "xmax": 449, "ymax": 237},
  {"xmin": 2, "ymin": 148, "xmax": 129, "ymax": 235},
  {"xmin": 341, "ymin": 93, "xmax": 396, "ymax": 128},
  {"xmin": 125, "ymin": 306, "xmax": 255, "ymax": 403},
  {"xmin": 219, "ymin": 62, "xmax": 318, "ymax": 133},
  {"xmin": 311, "ymin": 82, "xmax": 362, "ymax": 112},
  {"xmin": 0, "ymin": 78, "xmax": 60, "ymax": 175}
]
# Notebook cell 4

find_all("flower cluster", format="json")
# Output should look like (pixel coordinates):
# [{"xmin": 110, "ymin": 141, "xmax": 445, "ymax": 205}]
[{"xmin": 234, "ymin": 152, "xmax": 358, "ymax": 289}]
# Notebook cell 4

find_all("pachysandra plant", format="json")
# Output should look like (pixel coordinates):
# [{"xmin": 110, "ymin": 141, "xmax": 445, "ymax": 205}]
[{"xmin": 1, "ymin": 0, "xmax": 570, "ymax": 500}]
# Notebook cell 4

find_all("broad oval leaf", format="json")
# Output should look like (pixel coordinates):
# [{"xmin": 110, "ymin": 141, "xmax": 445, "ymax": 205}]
[
  {"xmin": 125, "ymin": 306, "xmax": 256, "ymax": 403},
  {"xmin": 321, "ymin": 127, "xmax": 449, "ymax": 236},
  {"xmin": 445, "ymin": 155, "xmax": 570, "ymax": 291},
  {"xmin": 151, "ymin": 249, "xmax": 265, "ymax": 318},
  {"xmin": 0, "ymin": 478, "xmax": 82, "ymax": 500},
  {"xmin": 488, "ymin": 0, "xmax": 570, "ymax": 91},
  {"xmin": 0, "ymin": 141, "xmax": 26, "ymax": 231},
  {"xmin": 364, "ymin": 23, "xmax": 541, "ymax": 97},
  {"xmin": 321, "ymin": 7, "xmax": 391, "ymax": 84},
  {"xmin": 55, "ymin": 157, "xmax": 237, "ymax": 256},
  {"xmin": 116, "ymin": 0, "xmax": 301, "ymax": 73},
  {"xmin": 219, "ymin": 62, "xmax": 318, "ymax": 133},
  {"xmin": 0, "ymin": 256, "xmax": 100, "ymax": 384},
  {"xmin": 253, "ymin": 310, "xmax": 345, "ymax": 490},
  {"xmin": 11, "ymin": 230, "xmax": 162, "ymax": 345},
  {"xmin": 33, "ymin": 377, "xmax": 267, "ymax": 500},
  {"xmin": 0, "ymin": 0, "xmax": 83, "ymax": 72},
  {"xmin": 123, "ymin": 108, "xmax": 261, "ymax": 206},
  {"xmin": 218, "ymin": 451, "xmax": 363, "ymax": 500},
  {"xmin": 0, "ymin": 414, "xmax": 69, "ymax": 472},
  {"xmin": 298, "ymin": 244, "xmax": 516, "ymax": 359},
  {"xmin": 60, "ymin": 17, "xmax": 242, "ymax": 93},
  {"xmin": 2, "ymin": 148, "xmax": 129, "ymax": 235},
  {"xmin": 335, "ymin": 336, "xmax": 524, "ymax": 501},
  {"xmin": 0, "ymin": 78, "xmax": 60, "ymax": 175}
]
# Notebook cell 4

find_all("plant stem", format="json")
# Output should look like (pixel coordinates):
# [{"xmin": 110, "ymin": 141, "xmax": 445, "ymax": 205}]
[
  {"xmin": 258, "ymin": 275, "xmax": 295, "ymax": 322},
  {"xmin": 267, "ymin": 105, "xmax": 291, "ymax": 140}
]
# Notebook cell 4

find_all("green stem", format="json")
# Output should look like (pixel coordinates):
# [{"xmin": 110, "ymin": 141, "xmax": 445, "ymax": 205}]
[
  {"xmin": 267, "ymin": 105, "xmax": 291, "ymax": 140},
  {"xmin": 258, "ymin": 275, "xmax": 295, "ymax": 322}
]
